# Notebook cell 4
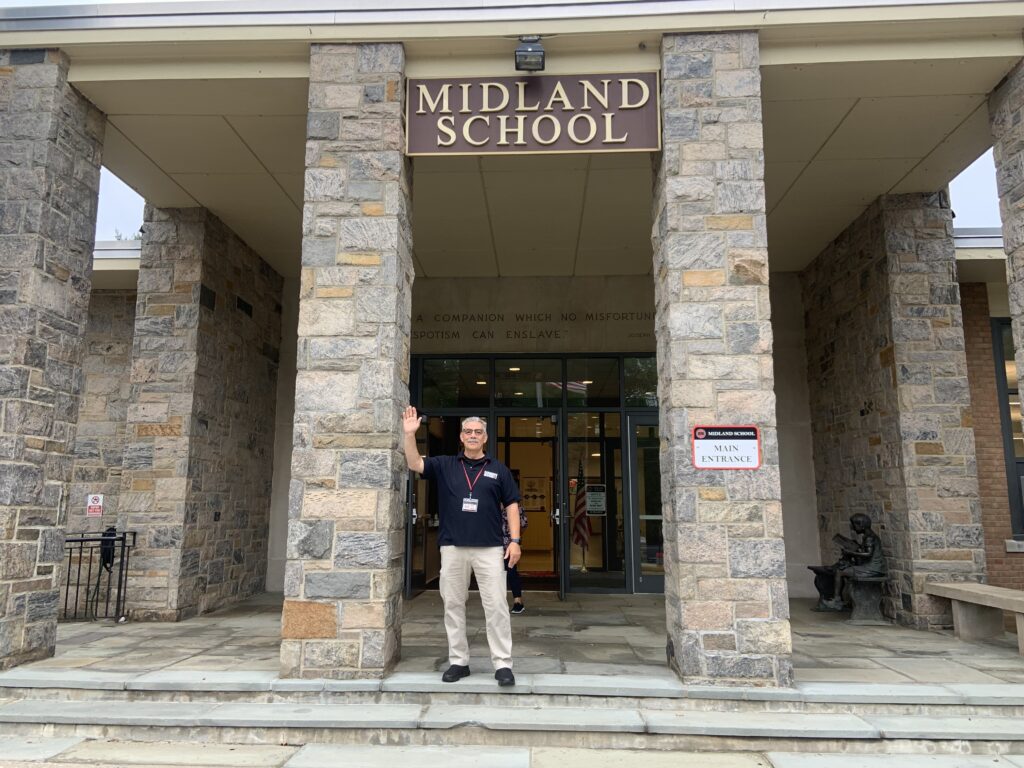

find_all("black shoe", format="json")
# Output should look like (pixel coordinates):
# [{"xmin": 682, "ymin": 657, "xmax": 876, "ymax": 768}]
[
  {"xmin": 495, "ymin": 668, "xmax": 515, "ymax": 687},
  {"xmin": 441, "ymin": 664, "xmax": 470, "ymax": 683},
  {"xmin": 510, "ymin": 602, "xmax": 525, "ymax": 615}
]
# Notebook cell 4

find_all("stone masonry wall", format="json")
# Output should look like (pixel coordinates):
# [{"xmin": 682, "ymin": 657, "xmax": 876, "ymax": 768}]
[
  {"xmin": 120, "ymin": 207, "xmax": 282, "ymax": 620},
  {"xmin": 801, "ymin": 193, "xmax": 984, "ymax": 629},
  {"xmin": 281, "ymin": 43, "xmax": 412, "ymax": 679},
  {"xmin": 0, "ymin": 49, "xmax": 104, "ymax": 669},
  {"xmin": 68, "ymin": 290, "xmax": 135, "ymax": 533},
  {"xmin": 960, "ymin": 283, "xmax": 1024, "ymax": 616},
  {"xmin": 991, "ymin": 57, "xmax": 1024, "ymax": 555},
  {"xmin": 652, "ymin": 31, "xmax": 792, "ymax": 687}
]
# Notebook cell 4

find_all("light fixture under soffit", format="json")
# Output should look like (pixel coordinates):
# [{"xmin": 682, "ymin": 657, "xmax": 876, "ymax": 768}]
[{"xmin": 515, "ymin": 35, "xmax": 545, "ymax": 72}]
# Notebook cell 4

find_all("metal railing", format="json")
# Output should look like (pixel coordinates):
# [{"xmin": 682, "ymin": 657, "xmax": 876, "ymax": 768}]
[{"xmin": 61, "ymin": 528, "xmax": 136, "ymax": 622}]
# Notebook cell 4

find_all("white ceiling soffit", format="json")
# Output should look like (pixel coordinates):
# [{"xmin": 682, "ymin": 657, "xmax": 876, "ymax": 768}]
[
  {"xmin": 762, "ymin": 55, "xmax": 1019, "ymax": 271},
  {"xmin": 411, "ymin": 153, "xmax": 654, "ymax": 279},
  {"xmin": 78, "ymin": 38, "xmax": 1021, "ymax": 279},
  {"xmin": 78, "ymin": 76, "xmax": 307, "ymax": 278}
]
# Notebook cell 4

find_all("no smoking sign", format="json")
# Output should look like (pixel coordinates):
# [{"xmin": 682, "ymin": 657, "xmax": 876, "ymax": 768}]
[{"xmin": 86, "ymin": 494, "xmax": 104, "ymax": 517}]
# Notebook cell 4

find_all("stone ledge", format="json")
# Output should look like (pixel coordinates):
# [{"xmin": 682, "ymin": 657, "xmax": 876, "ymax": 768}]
[
  {"xmin": 794, "ymin": 682, "xmax": 964, "ymax": 704},
  {"xmin": 198, "ymin": 702, "xmax": 423, "ymax": 729},
  {"xmin": 2, "ymin": 667, "xmax": 1021, "ymax": 708},
  {"xmin": 127, "ymin": 670, "xmax": 278, "ymax": 692},
  {"xmin": 322, "ymin": 679, "xmax": 386, "ymax": 693},
  {"xmin": 5, "ymin": 698, "xmax": 1024, "ymax": 742},
  {"xmin": 0, "ymin": 669, "xmax": 132, "ymax": 690},
  {"xmin": 944, "ymin": 684, "xmax": 1024, "ymax": 705},
  {"xmin": 864, "ymin": 715, "xmax": 1024, "ymax": 740},
  {"xmin": 530, "ymin": 673, "xmax": 685, "ymax": 698},
  {"xmin": 383, "ymin": 671, "xmax": 528, "ymax": 694},
  {"xmin": 643, "ymin": 711, "xmax": 878, "ymax": 739},
  {"xmin": 420, "ymin": 704, "xmax": 647, "ymax": 732}
]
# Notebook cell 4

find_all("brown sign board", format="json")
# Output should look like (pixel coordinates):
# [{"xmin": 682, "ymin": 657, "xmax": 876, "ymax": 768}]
[{"xmin": 406, "ymin": 72, "xmax": 660, "ymax": 156}]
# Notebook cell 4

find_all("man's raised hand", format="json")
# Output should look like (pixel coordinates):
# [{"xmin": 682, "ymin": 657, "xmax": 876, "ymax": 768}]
[{"xmin": 402, "ymin": 406, "xmax": 422, "ymax": 435}]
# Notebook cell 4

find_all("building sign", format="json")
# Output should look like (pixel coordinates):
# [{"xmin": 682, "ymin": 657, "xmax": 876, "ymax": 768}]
[
  {"xmin": 585, "ymin": 484, "xmax": 607, "ymax": 515},
  {"xmin": 692, "ymin": 426, "xmax": 761, "ymax": 470},
  {"xmin": 86, "ymin": 493, "xmax": 104, "ymax": 517},
  {"xmin": 406, "ymin": 72, "xmax": 660, "ymax": 156}
]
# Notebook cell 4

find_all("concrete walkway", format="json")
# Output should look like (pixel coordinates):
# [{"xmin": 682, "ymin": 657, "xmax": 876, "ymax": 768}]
[
  {"xmin": 3, "ymin": 738, "xmax": 1024, "ymax": 767},
  {"xmin": 41, "ymin": 592, "xmax": 1024, "ymax": 685}
]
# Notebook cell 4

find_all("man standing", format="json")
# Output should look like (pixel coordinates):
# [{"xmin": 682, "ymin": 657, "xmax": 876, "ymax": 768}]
[{"xmin": 402, "ymin": 406, "xmax": 522, "ymax": 687}]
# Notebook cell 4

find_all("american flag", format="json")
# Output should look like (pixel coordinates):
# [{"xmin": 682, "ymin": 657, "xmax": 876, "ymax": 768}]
[{"xmin": 571, "ymin": 459, "xmax": 591, "ymax": 549}]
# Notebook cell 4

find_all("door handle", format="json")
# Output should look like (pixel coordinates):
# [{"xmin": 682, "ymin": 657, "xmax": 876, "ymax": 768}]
[
  {"xmin": 411, "ymin": 507, "xmax": 418, "ymax": 525},
  {"xmin": 550, "ymin": 507, "xmax": 560, "ymax": 525}
]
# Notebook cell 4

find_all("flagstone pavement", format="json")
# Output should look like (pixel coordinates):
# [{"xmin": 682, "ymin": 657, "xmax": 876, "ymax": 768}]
[{"xmin": 34, "ymin": 592, "xmax": 1024, "ymax": 685}]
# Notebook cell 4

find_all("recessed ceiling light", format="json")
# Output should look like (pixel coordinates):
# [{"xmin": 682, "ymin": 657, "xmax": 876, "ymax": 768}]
[
  {"xmin": 581, "ymin": 380, "xmax": 593, "ymax": 384},
  {"xmin": 514, "ymin": 391, "xmax": 523, "ymax": 396},
  {"xmin": 476, "ymin": 380, "xmax": 487, "ymax": 385},
  {"xmin": 509, "ymin": 367, "xmax": 521, "ymax": 372},
  {"xmin": 591, "ymin": 452, "xmax": 601, "ymax": 457}
]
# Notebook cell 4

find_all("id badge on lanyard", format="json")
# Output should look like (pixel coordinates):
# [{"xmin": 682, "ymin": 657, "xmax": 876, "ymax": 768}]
[{"xmin": 461, "ymin": 460, "xmax": 486, "ymax": 513}]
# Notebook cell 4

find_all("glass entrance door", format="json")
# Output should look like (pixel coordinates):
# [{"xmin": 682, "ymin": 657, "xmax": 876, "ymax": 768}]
[
  {"xmin": 627, "ymin": 414, "xmax": 664, "ymax": 593},
  {"xmin": 406, "ymin": 354, "xmax": 659, "ymax": 595},
  {"xmin": 564, "ymin": 412, "xmax": 626, "ymax": 592},
  {"xmin": 497, "ymin": 413, "xmax": 563, "ymax": 597}
]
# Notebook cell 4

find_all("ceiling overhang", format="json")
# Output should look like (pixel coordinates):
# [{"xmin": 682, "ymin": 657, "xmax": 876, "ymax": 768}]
[{"xmin": 63, "ymin": 16, "xmax": 1024, "ymax": 279}]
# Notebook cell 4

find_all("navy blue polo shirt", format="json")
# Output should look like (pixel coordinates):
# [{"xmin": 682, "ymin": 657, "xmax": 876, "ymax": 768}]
[{"xmin": 421, "ymin": 453, "xmax": 521, "ymax": 547}]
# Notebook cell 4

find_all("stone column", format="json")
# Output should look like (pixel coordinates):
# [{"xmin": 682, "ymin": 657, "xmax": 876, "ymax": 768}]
[
  {"xmin": 120, "ymin": 207, "xmax": 283, "ymax": 620},
  {"xmin": 0, "ymin": 49, "xmax": 104, "ymax": 668},
  {"xmin": 652, "ymin": 32, "xmax": 792, "ymax": 686},
  {"xmin": 802, "ymin": 192, "xmax": 984, "ymax": 629},
  {"xmin": 993, "ymin": 58, "xmax": 1024, "ymax": 485},
  {"xmin": 280, "ymin": 43, "xmax": 412, "ymax": 679}
]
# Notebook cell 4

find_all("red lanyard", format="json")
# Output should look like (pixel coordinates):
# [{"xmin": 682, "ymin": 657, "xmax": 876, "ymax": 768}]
[{"xmin": 461, "ymin": 460, "xmax": 487, "ymax": 497}]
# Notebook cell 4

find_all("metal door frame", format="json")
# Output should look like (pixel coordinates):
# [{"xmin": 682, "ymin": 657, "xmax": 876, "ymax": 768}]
[{"xmin": 625, "ymin": 412, "xmax": 664, "ymax": 593}]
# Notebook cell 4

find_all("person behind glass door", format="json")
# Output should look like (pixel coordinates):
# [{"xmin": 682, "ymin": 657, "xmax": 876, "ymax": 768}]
[
  {"xmin": 502, "ymin": 505, "xmax": 525, "ymax": 614},
  {"xmin": 401, "ymin": 407, "xmax": 522, "ymax": 687}
]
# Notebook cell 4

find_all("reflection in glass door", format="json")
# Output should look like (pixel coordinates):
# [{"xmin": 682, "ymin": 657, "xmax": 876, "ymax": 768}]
[
  {"xmin": 627, "ymin": 414, "xmax": 663, "ymax": 593},
  {"xmin": 565, "ymin": 412, "xmax": 625, "ymax": 591},
  {"xmin": 404, "ymin": 415, "xmax": 459, "ymax": 598}
]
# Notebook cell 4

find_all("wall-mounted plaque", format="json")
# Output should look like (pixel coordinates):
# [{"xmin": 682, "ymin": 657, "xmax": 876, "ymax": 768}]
[
  {"xmin": 692, "ymin": 426, "xmax": 761, "ymax": 470},
  {"xmin": 406, "ymin": 72, "xmax": 660, "ymax": 156}
]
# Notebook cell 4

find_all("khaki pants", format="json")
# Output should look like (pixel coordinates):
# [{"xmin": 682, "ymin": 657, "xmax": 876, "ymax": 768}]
[{"xmin": 439, "ymin": 545, "xmax": 513, "ymax": 670}]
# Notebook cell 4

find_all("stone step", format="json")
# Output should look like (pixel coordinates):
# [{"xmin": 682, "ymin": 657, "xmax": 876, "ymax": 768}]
[
  {"xmin": 2, "ymin": 695, "xmax": 1024, "ymax": 745},
  {"xmin": 3, "ymin": 737, "xmax": 1024, "ymax": 767},
  {"xmin": 2, "ymin": 668, "xmax": 1022, "ymax": 712}
]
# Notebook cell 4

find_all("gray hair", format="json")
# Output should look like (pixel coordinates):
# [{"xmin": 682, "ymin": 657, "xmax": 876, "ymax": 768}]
[{"xmin": 460, "ymin": 416, "xmax": 487, "ymax": 433}]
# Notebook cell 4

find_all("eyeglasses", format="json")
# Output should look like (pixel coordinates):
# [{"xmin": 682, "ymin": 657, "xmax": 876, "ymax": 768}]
[{"xmin": 462, "ymin": 428, "xmax": 485, "ymax": 435}]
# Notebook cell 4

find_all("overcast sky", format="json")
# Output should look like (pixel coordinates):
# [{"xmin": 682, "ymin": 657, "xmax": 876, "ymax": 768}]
[{"xmin": 94, "ymin": 150, "xmax": 1005, "ymax": 242}]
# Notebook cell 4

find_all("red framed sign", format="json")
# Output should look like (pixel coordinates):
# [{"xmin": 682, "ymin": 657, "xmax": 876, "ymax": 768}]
[{"xmin": 692, "ymin": 426, "xmax": 761, "ymax": 470}]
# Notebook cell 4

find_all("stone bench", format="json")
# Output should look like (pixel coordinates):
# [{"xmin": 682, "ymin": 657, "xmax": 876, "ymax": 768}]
[
  {"xmin": 848, "ymin": 575, "xmax": 887, "ymax": 624},
  {"xmin": 924, "ymin": 582, "xmax": 1024, "ymax": 655}
]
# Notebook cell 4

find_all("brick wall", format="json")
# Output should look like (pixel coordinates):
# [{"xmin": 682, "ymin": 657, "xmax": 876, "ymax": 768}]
[
  {"xmin": 69, "ymin": 290, "xmax": 135, "ymax": 533},
  {"xmin": 960, "ymin": 283, "xmax": 1024, "ymax": 621}
]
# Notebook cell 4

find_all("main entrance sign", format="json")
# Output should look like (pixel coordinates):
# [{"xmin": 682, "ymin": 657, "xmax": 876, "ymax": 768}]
[{"xmin": 406, "ymin": 72, "xmax": 660, "ymax": 156}]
